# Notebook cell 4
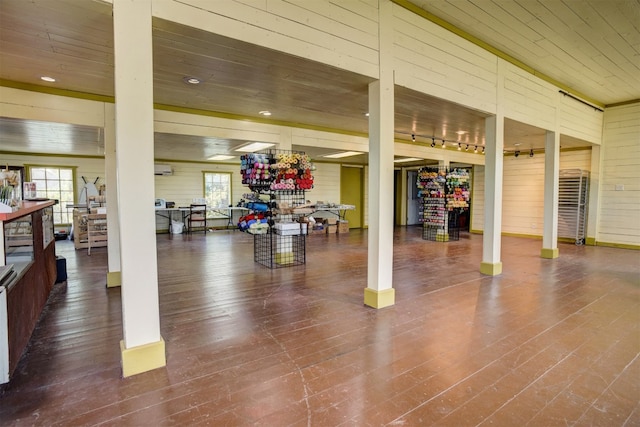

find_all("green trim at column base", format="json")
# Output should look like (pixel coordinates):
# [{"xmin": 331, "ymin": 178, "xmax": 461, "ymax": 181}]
[
  {"xmin": 585, "ymin": 237, "xmax": 596, "ymax": 246},
  {"xmin": 120, "ymin": 337, "xmax": 166, "ymax": 378},
  {"xmin": 541, "ymin": 248, "xmax": 559, "ymax": 259},
  {"xmin": 364, "ymin": 288, "xmax": 395, "ymax": 309},
  {"xmin": 106, "ymin": 271, "xmax": 121, "ymax": 288},
  {"xmin": 480, "ymin": 262, "xmax": 502, "ymax": 276}
]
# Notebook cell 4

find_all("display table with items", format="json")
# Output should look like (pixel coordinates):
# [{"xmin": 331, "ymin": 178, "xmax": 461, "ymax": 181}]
[
  {"xmin": 417, "ymin": 167, "xmax": 470, "ymax": 242},
  {"xmin": 0, "ymin": 199, "xmax": 57, "ymax": 384},
  {"xmin": 239, "ymin": 150, "xmax": 313, "ymax": 268}
]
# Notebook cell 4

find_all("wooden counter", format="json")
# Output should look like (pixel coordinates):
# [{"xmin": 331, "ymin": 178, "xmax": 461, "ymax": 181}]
[{"xmin": 1, "ymin": 200, "xmax": 57, "ymax": 384}]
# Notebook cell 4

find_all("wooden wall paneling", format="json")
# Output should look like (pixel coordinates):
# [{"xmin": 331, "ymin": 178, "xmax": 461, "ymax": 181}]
[
  {"xmin": 502, "ymin": 154, "xmax": 545, "ymax": 235},
  {"xmin": 392, "ymin": 5, "xmax": 497, "ymax": 115},
  {"xmin": 559, "ymin": 96, "xmax": 604, "ymax": 145},
  {"xmin": 153, "ymin": 0, "xmax": 379, "ymax": 78},
  {"xmin": 0, "ymin": 87, "xmax": 105, "ymax": 127},
  {"xmin": 503, "ymin": 63, "xmax": 557, "ymax": 131},
  {"xmin": 598, "ymin": 104, "xmax": 640, "ymax": 245}
]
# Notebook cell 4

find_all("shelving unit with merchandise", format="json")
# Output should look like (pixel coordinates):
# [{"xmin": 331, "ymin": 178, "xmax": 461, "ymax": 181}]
[
  {"xmin": 239, "ymin": 150, "xmax": 314, "ymax": 268},
  {"xmin": 558, "ymin": 169, "xmax": 589, "ymax": 245},
  {"xmin": 417, "ymin": 167, "xmax": 470, "ymax": 242}
]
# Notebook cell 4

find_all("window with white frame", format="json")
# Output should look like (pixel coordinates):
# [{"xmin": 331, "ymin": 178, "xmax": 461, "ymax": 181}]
[
  {"xmin": 28, "ymin": 166, "xmax": 75, "ymax": 226},
  {"xmin": 203, "ymin": 172, "xmax": 231, "ymax": 209}
]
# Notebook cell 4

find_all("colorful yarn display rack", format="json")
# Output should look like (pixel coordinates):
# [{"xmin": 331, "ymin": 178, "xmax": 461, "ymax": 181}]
[
  {"xmin": 240, "ymin": 153, "xmax": 271, "ymax": 190},
  {"xmin": 240, "ymin": 152, "xmax": 314, "ymax": 191},
  {"xmin": 269, "ymin": 152, "xmax": 314, "ymax": 191}
]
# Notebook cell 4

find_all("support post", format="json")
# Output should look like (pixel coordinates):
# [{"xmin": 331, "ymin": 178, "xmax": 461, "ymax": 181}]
[
  {"xmin": 541, "ymin": 130, "xmax": 560, "ymax": 258},
  {"xmin": 113, "ymin": 0, "xmax": 165, "ymax": 377},
  {"xmin": 481, "ymin": 114, "xmax": 504, "ymax": 276},
  {"xmin": 104, "ymin": 104, "xmax": 122, "ymax": 287},
  {"xmin": 365, "ymin": 0, "xmax": 395, "ymax": 308}
]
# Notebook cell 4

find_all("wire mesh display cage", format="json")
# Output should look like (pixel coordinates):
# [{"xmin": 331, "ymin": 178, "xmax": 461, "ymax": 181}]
[
  {"xmin": 254, "ymin": 232, "xmax": 306, "ymax": 268},
  {"xmin": 423, "ymin": 210, "xmax": 460, "ymax": 242}
]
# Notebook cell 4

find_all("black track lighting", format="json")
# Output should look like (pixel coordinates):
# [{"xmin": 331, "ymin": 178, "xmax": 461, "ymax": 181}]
[
  {"xmin": 411, "ymin": 134, "xmax": 416, "ymax": 142},
  {"xmin": 465, "ymin": 144, "xmax": 469, "ymax": 151},
  {"xmin": 474, "ymin": 146, "xmax": 478, "ymax": 153},
  {"xmin": 431, "ymin": 138, "xmax": 436, "ymax": 148},
  {"xmin": 457, "ymin": 143, "xmax": 462, "ymax": 151},
  {"xmin": 529, "ymin": 149, "xmax": 534, "ymax": 157},
  {"xmin": 441, "ymin": 140, "xmax": 446, "ymax": 148},
  {"xmin": 482, "ymin": 147, "xmax": 485, "ymax": 154},
  {"xmin": 514, "ymin": 150, "xmax": 520, "ymax": 158}
]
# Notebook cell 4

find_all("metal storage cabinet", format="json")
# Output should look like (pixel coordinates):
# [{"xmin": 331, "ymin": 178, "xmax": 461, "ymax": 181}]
[{"xmin": 558, "ymin": 169, "xmax": 589, "ymax": 245}]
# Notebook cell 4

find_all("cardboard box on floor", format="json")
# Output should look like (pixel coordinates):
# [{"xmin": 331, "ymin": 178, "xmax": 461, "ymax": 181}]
[{"xmin": 337, "ymin": 220, "xmax": 349, "ymax": 234}]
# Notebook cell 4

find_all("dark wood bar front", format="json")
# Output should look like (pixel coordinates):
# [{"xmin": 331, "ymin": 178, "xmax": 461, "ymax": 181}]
[{"xmin": 0, "ymin": 200, "xmax": 57, "ymax": 383}]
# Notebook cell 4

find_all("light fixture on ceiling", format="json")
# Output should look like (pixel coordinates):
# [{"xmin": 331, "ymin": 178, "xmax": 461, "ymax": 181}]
[
  {"xmin": 530, "ymin": 149, "xmax": 534, "ymax": 157},
  {"xmin": 482, "ymin": 147, "xmax": 485, "ymax": 154},
  {"xmin": 182, "ymin": 76, "xmax": 201, "ymax": 85},
  {"xmin": 394, "ymin": 157, "xmax": 422, "ymax": 163},
  {"xmin": 474, "ymin": 146, "xmax": 478, "ymax": 153},
  {"xmin": 40, "ymin": 76, "xmax": 56, "ymax": 82},
  {"xmin": 235, "ymin": 142, "xmax": 275, "ymax": 152},
  {"xmin": 431, "ymin": 138, "xmax": 436, "ymax": 148},
  {"xmin": 323, "ymin": 151, "xmax": 363, "ymax": 159},
  {"xmin": 258, "ymin": 110, "xmax": 272, "ymax": 116},
  {"xmin": 441, "ymin": 140, "xmax": 446, "ymax": 148},
  {"xmin": 465, "ymin": 144, "xmax": 469, "ymax": 151},
  {"xmin": 457, "ymin": 143, "xmax": 462, "ymax": 151},
  {"xmin": 514, "ymin": 150, "xmax": 520, "ymax": 158},
  {"xmin": 411, "ymin": 134, "xmax": 416, "ymax": 142},
  {"xmin": 364, "ymin": 112, "xmax": 370, "ymax": 117},
  {"xmin": 208, "ymin": 154, "xmax": 235, "ymax": 161}
]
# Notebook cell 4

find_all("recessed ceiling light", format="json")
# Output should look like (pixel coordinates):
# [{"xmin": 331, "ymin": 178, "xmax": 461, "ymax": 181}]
[
  {"xmin": 235, "ymin": 142, "xmax": 275, "ymax": 152},
  {"xmin": 456, "ymin": 130, "xmax": 467, "ymax": 135},
  {"xmin": 364, "ymin": 112, "xmax": 370, "ymax": 117},
  {"xmin": 258, "ymin": 110, "xmax": 272, "ymax": 116},
  {"xmin": 208, "ymin": 155, "xmax": 235, "ymax": 161},
  {"xmin": 323, "ymin": 151, "xmax": 363, "ymax": 159},
  {"xmin": 182, "ymin": 76, "xmax": 201, "ymax": 85},
  {"xmin": 394, "ymin": 157, "xmax": 422, "ymax": 163},
  {"xmin": 40, "ymin": 76, "xmax": 56, "ymax": 82}
]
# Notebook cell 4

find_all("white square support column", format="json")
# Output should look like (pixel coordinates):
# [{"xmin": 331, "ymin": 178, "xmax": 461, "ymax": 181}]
[
  {"xmin": 481, "ymin": 115, "xmax": 504, "ymax": 276},
  {"xmin": 113, "ymin": 0, "xmax": 165, "ymax": 377},
  {"xmin": 104, "ymin": 104, "xmax": 122, "ymax": 288},
  {"xmin": 541, "ymin": 130, "xmax": 560, "ymax": 259},
  {"xmin": 364, "ymin": 0, "xmax": 395, "ymax": 309},
  {"xmin": 586, "ymin": 145, "xmax": 601, "ymax": 246}
]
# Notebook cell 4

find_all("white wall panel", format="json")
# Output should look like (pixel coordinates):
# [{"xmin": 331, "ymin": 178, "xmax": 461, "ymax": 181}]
[
  {"xmin": 153, "ymin": 162, "xmax": 245, "ymax": 231},
  {"xmin": 503, "ymin": 63, "xmax": 556, "ymax": 130},
  {"xmin": 471, "ymin": 149, "xmax": 592, "ymax": 236},
  {"xmin": 559, "ymin": 95, "xmax": 603, "ymax": 144},
  {"xmin": 154, "ymin": 110, "xmax": 282, "ymax": 144},
  {"xmin": 559, "ymin": 149, "xmax": 591, "ymax": 171},
  {"xmin": 305, "ymin": 162, "xmax": 340, "ymax": 208},
  {"xmin": 597, "ymin": 103, "xmax": 640, "ymax": 246},
  {"xmin": 153, "ymin": 0, "xmax": 379, "ymax": 78},
  {"xmin": 0, "ymin": 87, "xmax": 104, "ymax": 127},
  {"xmin": 501, "ymin": 154, "xmax": 545, "ymax": 235},
  {"xmin": 471, "ymin": 165, "xmax": 484, "ymax": 231},
  {"xmin": 0, "ymin": 153, "xmax": 105, "ymax": 203},
  {"xmin": 292, "ymin": 128, "xmax": 369, "ymax": 153},
  {"xmin": 392, "ymin": 5, "xmax": 497, "ymax": 115}
]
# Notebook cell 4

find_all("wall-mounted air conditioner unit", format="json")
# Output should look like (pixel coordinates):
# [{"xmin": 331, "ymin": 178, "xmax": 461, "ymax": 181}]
[{"xmin": 154, "ymin": 164, "xmax": 173, "ymax": 176}]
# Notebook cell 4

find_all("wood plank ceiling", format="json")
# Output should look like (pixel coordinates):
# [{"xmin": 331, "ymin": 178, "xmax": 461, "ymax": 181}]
[{"xmin": 0, "ymin": 0, "xmax": 637, "ymax": 164}]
